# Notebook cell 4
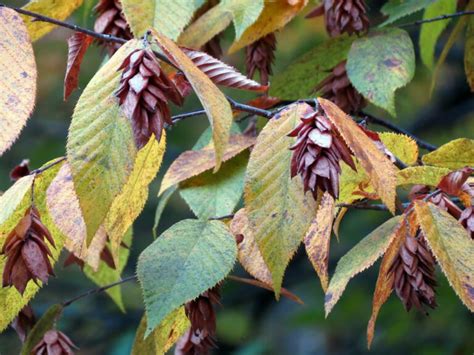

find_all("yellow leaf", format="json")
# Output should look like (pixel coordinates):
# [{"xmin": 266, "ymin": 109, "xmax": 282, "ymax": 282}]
[
  {"xmin": 325, "ymin": 216, "xmax": 402, "ymax": 316},
  {"xmin": 132, "ymin": 309, "xmax": 190, "ymax": 355},
  {"xmin": 46, "ymin": 163, "xmax": 108, "ymax": 270},
  {"xmin": 228, "ymin": 0, "xmax": 308, "ymax": 53},
  {"xmin": 106, "ymin": 135, "xmax": 166, "ymax": 263},
  {"xmin": 304, "ymin": 192, "xmax": 335, "ymax": 292},
  {"xmin": 422, "ymin": 138, "xmax": 474, "ymax": 169},
  {"xmin": 67, "ymin": 40, "xmax": 140, "ymax": 243},
  {"xmin": 337, "ymin": 161, "xmax": 372, "ymax": 204},
  {"xmin": 244, "ymin": 103, "xmax": 317, "ymax": 296},
  {"xmin": 367, "ymin": 220, "xmax": 405, "ymax": 349},
  {"xmin": 0, "ymin": 8, "xmax": 36, "ymax": 156},
  {"xmin": 397, "ymin": 166, "xmax": 451, "ymax": 187},
  {"xmin": 379, "ymin": 132, "xmax": 418, "ymax": 166},
  {"xmin": 0, "ymin": 175, "xmax": 35, "ymax": 226},
  {"xmin": 151, "ymin": 29, "xmax": 233, "ymax": 171},
  {"xmin": 414, "ymin": 201, "xmax": 474, "ymax": 312},
  {"xmin": 230, "ymin": 209, "xmax": 273, "ymax": 285},
  {"xmin": 319, "ymin": 98, "xmax": 397, "ymax": 213},
  {"xmin": 22, "ymin": 0, "xmax": 83, "ymax": 41},
  {"xmin": 159, "ymin": 134, "xmax": 255, "ymax": 195}
]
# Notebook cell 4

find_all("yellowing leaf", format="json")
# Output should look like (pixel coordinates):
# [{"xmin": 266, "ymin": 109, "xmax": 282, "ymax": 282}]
[
  {"xmin": 367, "ymin": 220, "xmax": 405, "ymax": 349},
  {"xmin": 379, "ymin": 132, "xmax": 418, "ymax": 166},
  {"xmin": 304, "ymin": 192, "xmax": 335, "ymax": 292},
  {"xmin": 319, "ymin": 98, "xmax": 397, "ymax": 213},
  {"xmin": 397, "ymin": 166, "xmax": 451, "ymax": 187},
  {"xmin": 0, "ymin": 175, "xmax": 35, "ymax": 226},
  {"xmin": 325, "ymin": 216, "xmax": 402, "ymax": 316},
  {"xmin": 67, "ymin": 40, "xmax": 140, "ymax": 243},
  {"xmin": 106, "ymin": 135, "xmax": 166, "ymax": 262},
  {"xmin": 121, "ymin": 0, "xmax": 203, "ymax": 40},
  {"xmin": 132, "ymin": 310, "xmax": 190, "ymax": 355},
  {"xmin": 228, "ymin": 0, "xmax": 308, "ymax": 53},
  {"xmin": 337, "ymin": 161, "xmax": 372, "ymax": 205},
  {"xmin": 244, "ymin": 103, "xmax": 317, "ymax": 296},
  {"xmin": 22, "ymin": 0, "xmax": 83, "ymax": 41},
  {"xmin": 46, "ymin": 163, "xmax": 109, "ymax": 270},
  {"xmin": 151, "ymin": 29, "xmax": 233, "ymax": 171},
  {"xmin": 414, "ymin": 201, "xmax": 474, "ymax": 312},
  {"xmin": 230, "ymin": 209, "xmax": 273, "ymax": 285},
  {"xmin": 0, "ymin": 8, "xmax": 36, "ymax": 156},
  {"xmin": 422, "ymin": 138, "xmax": 474, "ymax": 169},
  {"xmin": 159, "ymin": 134, "xmax": 255, "ymax": 195}
]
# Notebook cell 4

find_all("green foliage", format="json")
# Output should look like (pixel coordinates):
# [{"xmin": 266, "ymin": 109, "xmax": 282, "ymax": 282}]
[
  {"xmin": 465, "ymin": 11, "xmax": 474, "ymax": 90},
  {"xmin": 419, "ymin": 0, "xmax": 457, "ymax": 68},
  {"xmin": 222, "ymin": 0, "xmax": 265, "ymax": 40},
  {"xmin": 137, "ymin": 219, "xmax": 236, "ymax": 335},
  {"xmin": 0, "ymin": 175, "xmax": 34, "ymax": 226},
  {"xmin": 270, "ymin": 36, "xmax": 354, "ymax": 100},
  {"xmin": 21, "ymin": 304, "xmax": 63, "ymax": 355},
  {"xmin": 152, "ymin": 186, "xmax": 177, "ymax": 239},
  {"xmin": 380, "ymin": 0, "xmax": 437, "ymax": 26},
  {"xmin": 67, "ymin": 40, "xmax": 139, "ymax": 243},
  {"xmin": 347, "ymin": 28, "xmax": 415, "ymax": 115}
]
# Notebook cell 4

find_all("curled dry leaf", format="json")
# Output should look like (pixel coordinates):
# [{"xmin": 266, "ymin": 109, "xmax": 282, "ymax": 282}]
[
  {"xmin": 183, "ymin": 48, "xmax": 268, "ymax": 92},
  {"xmin": 304, "ymin": 192, "xmax": 335, "ymax": 292},
  {"xmin": 64, "ymin": 32, "xmax": 93, "ymax": 101},
  {"xmin": 0, "ymin": 8, "xmax": 37, "ymax": 157},
  {"xmin": 437, "ymin": 167, "xmax": 473, "ymax": 196},
  {"xmin": 159, "ymin": 134, "xmax": 256, "ymax": 195}
]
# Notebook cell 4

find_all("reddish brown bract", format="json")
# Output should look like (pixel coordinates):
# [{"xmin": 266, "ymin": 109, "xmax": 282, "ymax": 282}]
[
  {"xmin": 459, "ymin": 206, "xmax": 474, "ymax": 239},
  {"xmin": 315, "ymin": 61, "xmax": 366, "ymax": 114},
  {"xmin": 32, "ymin": 330, "xmax": 78, "ymax": 355},
  {"xmin": 288, "ymin": 106, "xmax": 356, "ymax": 200},
  {"xmin": 245, "ymin": 33, "xmax": 277, "ymax": 86},
  {"xmin": 115, "ymin": 48, "xmax": 184, "ymax": 148},
  {"xmin": 1, "ymin": 207, "xmax": 55, "ymax": 294},
  {"xmin": 9, "ymin": 159, "xmax": 30, "ymax": 181},
  {"xmin": 11, "ymin": 305, "xmax": 36, "ymax": 343}
]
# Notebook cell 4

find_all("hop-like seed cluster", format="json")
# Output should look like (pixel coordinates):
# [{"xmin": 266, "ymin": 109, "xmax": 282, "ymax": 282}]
[
  {"xmin": 115, "ymin": 48, "xmax": 184, "ymax": 148},
  {"xmin": 11, "ymin": 305, "xmax": 36, "ymax": 343},
  {"xmin": 10, "ymin": 159, "xmax": 30, "ymax": 181},
  {"xmin": 315, "ymin": 61, "xmax": 365, "ymax": 114},
  {"xmin": 176, "ymin": 287, "xmax": 220, "ymax": 354},
  {"xmin": 288, "ymin": 107, "xmax": 356, "ymax": 200},
  {"xmin": 389, "ymin": 228, "xmax": 437, "ymax": 312},
  {"xmin": 94, "ymin": 0, "xmax": 133, "ymax": 54},
  {"xmin": 459, "ymin": 206, "xmax": 474, "ymax": 239},
  {"xmin": 1, "ymin": 207, "xmax": 55, "ymax": 294},
  {"xmin": 245, "ymin": 33, "xmax": 277, "ymax": 86},
  {"xmin": 308, "ymin": 0, "xmax": 369, "ymax": 37},
  {"xmin": 32, "ymin": 330, "xmax": 78, "ymax": 355}
]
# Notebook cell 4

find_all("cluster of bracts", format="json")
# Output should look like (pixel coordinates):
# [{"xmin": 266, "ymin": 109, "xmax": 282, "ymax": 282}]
[{"xmin": 2, "ymin": 0, "xmax": 473, "ymax": 354}]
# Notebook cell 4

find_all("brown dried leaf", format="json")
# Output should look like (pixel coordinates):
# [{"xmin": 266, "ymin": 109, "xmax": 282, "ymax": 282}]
[
  {"xmin": 304, "ymin": 192, "xmax": 335, "ymax": 292},
  {"xmin": 159, "ymin": 134, "xmax": 255, "ymax": 195},
  {"xmin": 367, "ymin": 220, "xmax": 405, "ymax": 349},
  {"xmin": 64, "ymin": 32, "xmax": 93, "ymax": 100},
  {"xmin": 319, "ymin": 98, "xmax": 397, "ymax": 213},
  {"xmin": 0, "ymin": 8, "xmax": 37, "ymax": 156},
  {"xmin": 230, "ymin": 209, "xmax": 272, "ymax": 285},
  {"xmin": 182, "ymin": 48, "xmax": 268, "ymax": 92},
  {"xmin": 46, "ymin": 163, "xmax": 107, "ymax": 270}
]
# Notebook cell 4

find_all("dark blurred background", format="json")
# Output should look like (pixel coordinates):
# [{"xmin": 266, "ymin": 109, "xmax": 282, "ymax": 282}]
[{"xmin": 0, "ymin": 1, "xmax": 473, "ymax": 354}]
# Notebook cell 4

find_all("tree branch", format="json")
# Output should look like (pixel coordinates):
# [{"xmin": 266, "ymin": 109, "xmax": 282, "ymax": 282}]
[
  {"xmin": 400, "ymin": 10, "xmax": 474, "ymax": 27},
  {"xmin": 30, "ymin": 157, "xmax": 67, "ymax": 175},
  {"xmin": 362, "ymin": 113, "xmax": 438, "ymax": 151}
]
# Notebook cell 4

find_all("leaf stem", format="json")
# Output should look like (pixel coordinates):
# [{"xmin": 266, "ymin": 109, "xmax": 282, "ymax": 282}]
[{"xmin": 29, "ymin": 157, "xmax": 67, "ymax": 176}]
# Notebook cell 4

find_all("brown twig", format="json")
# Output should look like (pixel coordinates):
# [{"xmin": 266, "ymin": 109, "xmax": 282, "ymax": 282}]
[
  {"xmin": 29, "ymin": 157, "xmax": 67, "ymax": 176},
  {"xmin": 400, "ymin": 10, "xmax": 474, "ymax": 27}
]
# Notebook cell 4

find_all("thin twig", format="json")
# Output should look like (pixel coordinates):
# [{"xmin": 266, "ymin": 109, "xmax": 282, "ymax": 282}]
[
  {"xmin": 62, "ymin": 275, "xmax": 137, "ymax": 307},
  {"xmin": 362, "ymin": 113, "xmax": 438, "ymax": 151},
  {"xmin": 400, "ymin": 10, "xmax": 474, "ymax": 27},
  {"xmin": 226, "ymin": 96, "xmax": 274, "ymax": 119},
  {"xmin": 209, "ymin": 214, "xmax": 235, "ymax": 221},
  {"xmin": 29, "ymin": 157, "xmax": 67, "ymax": 175}
]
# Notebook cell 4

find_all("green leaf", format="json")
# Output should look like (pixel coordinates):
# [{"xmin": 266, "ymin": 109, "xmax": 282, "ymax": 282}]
[
  {"xmin": 137, "ymin": 219, "xmax": 236, "ymax": 335},
  {"xmin": 121, "ymin": 0, "xmax": 205, "ymax": 40},
  {"xmin": 419, "ymin": 0, "xmax": 457, "ymax": 68},
  {"xmin": 422, "ymin": 138, "xmax": 474, "ymax": 169},
  {"xmin": 415, "ymin": 201, "xmax": 474, "ymax": 311},
  {"xmin": 67, "ymin": 40, "xmax": 140, "ymax": 242},
  {"xmin": 325, "ymin": 216, "xmax": 402, "ymax": 316},
  {"xmin": 244, "ymin": 103, "xmax": 317, "ymax": 296},
  {"xmin": 21, "ymin": 304, "xmax": 63, "ymax": 355},
  {"xmin": 0, "ymin": 162, "xmax": 65, "ymax": 332},
  {"xmin": 132, "ymin": 310, "xmax": 190, "ymax": 355},
  {"xmin": 180, "ymin": 152, "xmax": 248, "ymax": 219},
  {"xmin": 153, "ymin": 186, "xmax": 177, "ymax": 239},
  {"xmin": 0, "ymin": 175, "xmax": 35, "ymax": 226},
  {"xmin": 84, "ymin": 228, "xmax": 133, "ymax": 311},
  {"xmin": 269, "ymin": 36, "xmax": 354, "ymax": 100},
  {"xmin": 221, "ymin": 0, "xmax": 264, "ymax": 40},
  {"xmin": 465, "ymin": 9, "xmax": 474, "ymax": 91},
  {"xmin": 380, "ymin": 0, "xmax": 436, "ymax": 27},
  {"xmin": 347, "ymin": 28, "xmax": 415, "ymax": 116}
]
